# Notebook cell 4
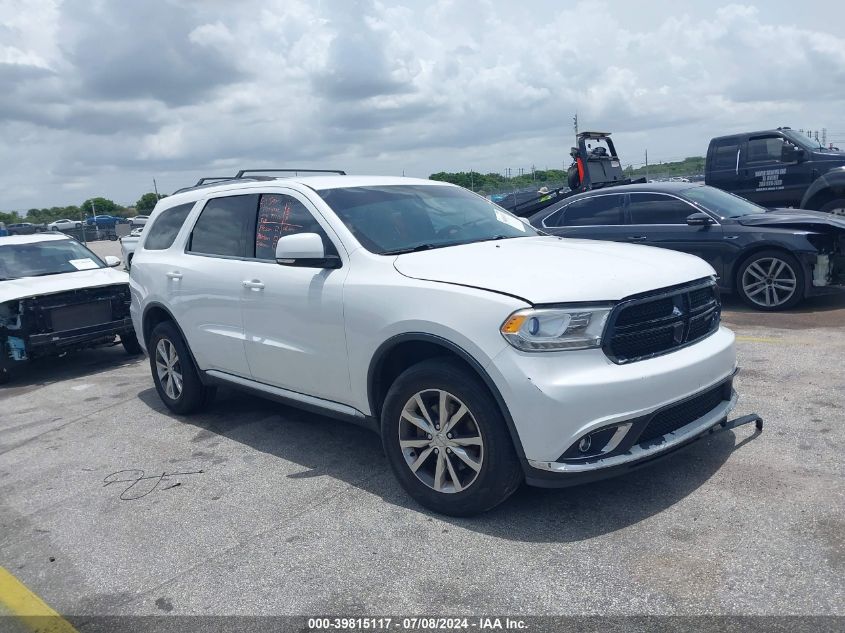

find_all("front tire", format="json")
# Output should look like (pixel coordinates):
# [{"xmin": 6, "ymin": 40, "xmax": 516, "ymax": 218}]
[
  {"xmin": 121, "ymin": 332, "xmax": 143, "ymax": 355},
  {"xmin": 736, "ymin": 249, "xmax": 804, "ymax": 311},
  {"xmin": 148, "ymin": 321, "xmax": 214, "ymax": 414},
  {"xmin": 380, "ymin": 359, "xmax": 522, "ymax": 516}
]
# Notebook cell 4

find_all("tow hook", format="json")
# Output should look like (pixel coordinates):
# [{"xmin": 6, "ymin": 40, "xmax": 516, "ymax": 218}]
[{"xmin": 710, "ymin": 413, "xmax": 763, "ymax": 435}]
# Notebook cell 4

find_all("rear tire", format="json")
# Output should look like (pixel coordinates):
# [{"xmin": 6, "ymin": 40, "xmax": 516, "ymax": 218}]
[
  {"xmin": 0, "ymin": 367, "xmax": 11, "ymax": 385},
  {"xmin": 148, "ymin": 321, "xmax": 214, "ymax": 414},
  {"xmin": 736, "ymin": 249, "xmax": 804, "ymax": 311},
  {"xmin": 819, "ymin": 198, "xmax": 845, "ymax": 216},
  {"xmin": 380, "ymin": 358, "xmax": 522, "ymax": 516}
]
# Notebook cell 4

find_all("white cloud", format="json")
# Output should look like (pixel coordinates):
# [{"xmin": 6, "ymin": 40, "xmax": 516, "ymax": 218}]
[{"xmin": 0, "ymin": 0, "xmax": 843, "ymax": 209}]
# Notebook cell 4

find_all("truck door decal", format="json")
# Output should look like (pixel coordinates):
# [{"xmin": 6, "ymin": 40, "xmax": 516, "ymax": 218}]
[{"xmin": 754, "ymin": 168, "xmax": 786, "ymax": 192}]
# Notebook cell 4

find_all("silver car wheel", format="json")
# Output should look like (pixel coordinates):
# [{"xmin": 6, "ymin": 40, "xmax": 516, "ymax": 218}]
[
  {"xmin": 155, "ymin": 338, "xmax": 183, "ymax": 400},
  {"xmin": 399, "ymin": 389, "xmax": 484, "ymax": 494},
  {"xmin": 830, "ymin": 207, "xmax": 845, "ymax": 217},
  {"xmin": 742, "ymin": 257, "xmax": 797, "ymax": 308}
]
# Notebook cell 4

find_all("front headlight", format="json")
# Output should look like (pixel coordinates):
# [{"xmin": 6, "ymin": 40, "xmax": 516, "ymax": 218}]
[{"xmin": 500, "ymin": 305, "xmax": 613, "ymax": 352}]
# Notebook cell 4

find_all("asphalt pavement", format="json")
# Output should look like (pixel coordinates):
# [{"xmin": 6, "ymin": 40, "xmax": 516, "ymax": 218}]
[{"xmin": 0, "ymin": 240, "xmax": 842, "ymax": 625}]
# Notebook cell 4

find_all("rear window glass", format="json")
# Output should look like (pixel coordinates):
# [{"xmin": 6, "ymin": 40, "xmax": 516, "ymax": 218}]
[
  {"xmin": 144, "ymin": 203, "xmax": 194, "ymax": 250},
  {"xmin": 628, "ymin": 194, "xmax": 694, "ymax": 224},
  {"xmin": 712, "ymin": 140, "xmax": 740, "ymax": 170},
  {"xmin": 188, "ymin": 195, "xmax": 258, "ymax": 258},
  {"xmin": 557, "ymin": 195, "xmax": 624, "ymax": 226}
]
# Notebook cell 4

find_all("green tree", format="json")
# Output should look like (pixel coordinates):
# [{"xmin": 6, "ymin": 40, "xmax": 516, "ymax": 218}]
[
  {"xmin": 80, "ymin": 197, "xmax": 121, "ymax": 217},
  {"xmin": 0, "ymin": 210, "xmax": 22, "ymax": 224},
  {"xmin": 135, "ymin": 192, "xmax": 166, "ymax": 212}
]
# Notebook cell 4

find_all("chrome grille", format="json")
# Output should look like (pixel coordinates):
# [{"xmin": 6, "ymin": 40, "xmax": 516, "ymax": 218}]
[{"xmin": 604, "ymin": 280, "xmax": 720, "ymax": 364}]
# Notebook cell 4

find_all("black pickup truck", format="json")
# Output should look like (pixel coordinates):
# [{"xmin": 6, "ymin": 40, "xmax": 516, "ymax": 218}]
[{"xmin": 705, "ymin": 127, "xmax": 845, "ymax": 215}]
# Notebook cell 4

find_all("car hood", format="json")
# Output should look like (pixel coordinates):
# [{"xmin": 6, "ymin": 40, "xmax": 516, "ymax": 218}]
[
  {"xmin": 392, "ymin": 236, "xmax": 715, "ymax": 304},
  {"xmin": 0, "ymin": 267, "xmax": 129, "ymax": 303},
  {"xmin": 737, "ymin": 208, "xmax": 845, "ymax": 231}
]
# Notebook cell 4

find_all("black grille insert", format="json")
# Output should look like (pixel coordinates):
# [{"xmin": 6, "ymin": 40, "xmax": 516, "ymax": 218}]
[
  {"xmin": 604, "ymin": 280, "xmax": 720, "ymax": 364},
  {"xmin": 636, "ymin": 381, "xmax": 729, "ymax": 444}
]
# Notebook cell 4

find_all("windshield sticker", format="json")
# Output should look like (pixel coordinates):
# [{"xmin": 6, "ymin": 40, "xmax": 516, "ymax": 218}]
[
  {"xmin": 494, "ymin": 209, "xmax": 526, "ymax": 232},
  {"xmin": 69, "ymin": 258, "xmax": 98, "ymax": 270}
]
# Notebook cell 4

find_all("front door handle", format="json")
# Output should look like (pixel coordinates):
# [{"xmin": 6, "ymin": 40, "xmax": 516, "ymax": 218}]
[
  {"xmin": 628, "ymin": 236, "xmax": 648, "ymax": 241},
  {"xmin": 166, "ymin": 271, "xmax": 182, "ymax": 280},
  {"xmin": 242, "ymin": 279, "xmax": 265, "ymax": 290}
]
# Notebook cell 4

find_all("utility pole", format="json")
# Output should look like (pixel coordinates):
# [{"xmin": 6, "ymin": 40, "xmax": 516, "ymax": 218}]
[
  {"xmin": 153, "ymin": 178, "xmax": 160, "ymax": 200},
  {"xmin": 822, "ymin": 128, "xmax": 827, "ymax": 146},
  {"xmin": 573, "ymin": 112, "xmax": 578, "ymax": 143},
  {"xmin": 645, "ymin": 149, "xmax": 649, "ymax": 182}
]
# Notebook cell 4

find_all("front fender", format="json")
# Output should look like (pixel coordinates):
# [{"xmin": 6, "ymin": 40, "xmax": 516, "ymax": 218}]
[{"xmin": 801, "ymin": 167, "xmax": 845, "ymax": 209}]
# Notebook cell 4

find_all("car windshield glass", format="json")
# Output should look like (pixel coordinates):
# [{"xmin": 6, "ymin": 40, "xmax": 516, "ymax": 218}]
[
  {"xmin": 318, "ymin": 185, "xmax": 536, "ymax": 254},
  {"xmin": 781, "ymin": 129, "xmax": 822, "ymax": 151},
  {"xmin": 683, "ymin": 186, "xmax": 768, "ymax": 218},
  {"xmin": 0, "ymin": 239, "xmax": 105, "ymax": 280}
]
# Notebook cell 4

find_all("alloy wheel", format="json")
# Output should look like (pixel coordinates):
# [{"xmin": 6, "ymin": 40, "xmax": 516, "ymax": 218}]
[
  {"xmin": 398, "ymin": 389, "xmax": 484, "ymax": 494},
  {"xmin": 155, "ymin": 338, "xmax": 183, "ymax": 400},
  {"xmin": 742, "ymin": 257, "xmax": 797, "ymax": 308}
]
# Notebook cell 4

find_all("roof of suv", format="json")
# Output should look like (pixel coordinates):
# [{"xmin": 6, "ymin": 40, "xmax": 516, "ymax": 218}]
[{"xmin": 164, "ymin": 175, "xmax": 446, "ymax": 206}]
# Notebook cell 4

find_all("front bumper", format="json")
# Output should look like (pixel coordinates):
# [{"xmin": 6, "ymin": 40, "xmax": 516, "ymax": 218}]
[
  {"xmin": 525, "ymin": 379, "xmax": 738, "ymax": 487},
  {"xmin": 488, "ymin": 326, "xmax": 738, "ymax": 467},
  {"xmin": 525, "ymin": 405, "xmax": 761, "ymax": 488}
]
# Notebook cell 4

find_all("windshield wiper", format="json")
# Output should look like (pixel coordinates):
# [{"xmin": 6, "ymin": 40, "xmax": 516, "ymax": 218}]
[
  {"xmin": 382, "ymin": 243, "xmax": 439, "ymax": 255},
  {"xmin": 26, "ymin": 271, "xmax": 67, "ymax": 278}
]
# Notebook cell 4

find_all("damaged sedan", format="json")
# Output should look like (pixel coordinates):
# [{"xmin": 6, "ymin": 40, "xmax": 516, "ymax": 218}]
[
  {"xmin": 530, "ymin": 183, "xmax": 845, "ymax": 310},
  {"xmin": 0, "ymin": 234, "xmax": 141, "ymax": 384}
]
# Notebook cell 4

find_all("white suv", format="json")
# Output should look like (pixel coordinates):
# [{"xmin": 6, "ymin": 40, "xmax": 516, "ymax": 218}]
[{"xmin": 130, "ymin": 172, "xmax": 746, "ymax": 515}]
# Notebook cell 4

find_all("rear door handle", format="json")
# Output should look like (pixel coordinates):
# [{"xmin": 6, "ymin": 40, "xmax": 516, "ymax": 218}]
[
  {"xmin": 628, "ymin": 236, "xmax": 648, "ymax": 241},
  {"xmin": 166, "ymin": 271, "xmax": 182, "ymax": 280},
  {"xmin": 242, "ymin": 279, "xmax": 265, "ymax": 290}
]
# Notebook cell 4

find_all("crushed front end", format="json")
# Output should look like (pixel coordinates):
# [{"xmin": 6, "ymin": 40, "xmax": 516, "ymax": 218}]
[{"xmin": 1, "ymin": 284, "xmax": 135, "ymax": 380}]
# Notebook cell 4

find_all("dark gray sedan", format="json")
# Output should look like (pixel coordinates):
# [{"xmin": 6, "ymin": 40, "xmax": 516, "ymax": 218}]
[{"xmin": 528, "ymin": 182, "xmax": 845, "ymax": 310}]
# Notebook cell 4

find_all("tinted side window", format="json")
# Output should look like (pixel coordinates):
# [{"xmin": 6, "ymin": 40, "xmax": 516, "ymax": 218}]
[
  {"xmin": 188, "ymin": 195, "xmax": 258, "ymax": 258},
  {"xmin": 143, "ymin": 203, "xmax": 194, "ymax": 250},
  {"xmin": 255, "ymin": 194, "xmax": 336, "ymax": 260},
  {"xmin": 629, "ymin": 194, "xmax": 695, "ymax": 224},
  {"xmin": 712, "ymin": 139, "xmax": 739, "ymax": 170},
  {"xmin": 559, "ymin": 195, "xmax": 623, "ymax": 226},
  {"xmin": 747, "ymin": 136, "xmax": 788, "ymax": 163}
]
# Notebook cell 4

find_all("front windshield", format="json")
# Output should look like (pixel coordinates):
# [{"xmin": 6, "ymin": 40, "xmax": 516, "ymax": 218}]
[
  {"xmin": 683, "ymin": 186, "xmax": 768, "ymax": 218},
  {"xmin": 0, "ymin": 239, "xmax": 105, "ymax": 280},
  {"xmin": 318, "ymin": 185, "xmax": 537, "ymax": 255},
  {"xmin": 781, "ymin": 129, "xmax": 822, "ymax": 151}
]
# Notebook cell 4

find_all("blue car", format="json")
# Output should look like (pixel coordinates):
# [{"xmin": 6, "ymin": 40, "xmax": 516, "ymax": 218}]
[{"xmin": 85, "ymin": 214, "xmax": 123, "ymax": 228}]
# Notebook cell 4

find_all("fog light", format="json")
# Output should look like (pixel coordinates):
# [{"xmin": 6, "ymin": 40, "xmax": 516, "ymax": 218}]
[{"xmin": 578, "ymin": 436, "xmax": 592, "ymax": 453}]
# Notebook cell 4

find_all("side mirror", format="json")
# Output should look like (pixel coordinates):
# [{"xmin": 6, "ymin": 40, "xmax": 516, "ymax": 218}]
[
  {"xmin": 275, "ymin": 233, "xmax": 341, "ymax": 268},
  {"xmin": 104, "ymin": 255, "xmax": 121, "ymax": 267},
  {"xmin": 686, "ymin": 212, "xmax": 715, "ymax": 227},
  {"xmin": 781, "ymin": 144, "xmax": 804, "ymax": 163}
]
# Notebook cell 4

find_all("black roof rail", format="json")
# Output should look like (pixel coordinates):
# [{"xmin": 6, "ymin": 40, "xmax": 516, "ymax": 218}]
[
  {"xmin": 194, "ymin": 176, "xmax": 237, "ymax": 186},
  {"xmin": 235, "ymin": 169, "xmax": 346, "ymax": 177}
]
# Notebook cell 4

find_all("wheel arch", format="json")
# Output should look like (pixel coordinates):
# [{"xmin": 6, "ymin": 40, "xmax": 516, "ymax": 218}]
[
  {"xmin": 800, "ymin": 169, "xmax": 845, "ymax": 210},
  {"xmin": 141, "ymin": 302, "xmax": 208, "ymax": 384},
  {"xmin": 729, "ymin": 243, "xmax": 810, "ymax": 293},
  {"xmin": 367, "ymin": 333, "xmax": 529, "ymax": 465}
]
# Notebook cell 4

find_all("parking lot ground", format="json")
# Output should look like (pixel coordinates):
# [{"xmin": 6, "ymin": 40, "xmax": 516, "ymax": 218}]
[{"xmin": 0, "ymin": 280, "xmax": 843, "ymax": 626}]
